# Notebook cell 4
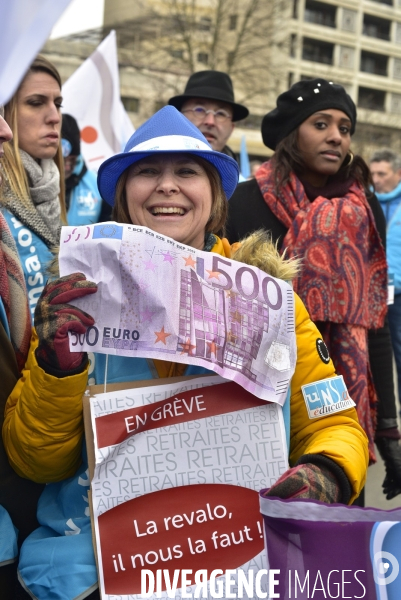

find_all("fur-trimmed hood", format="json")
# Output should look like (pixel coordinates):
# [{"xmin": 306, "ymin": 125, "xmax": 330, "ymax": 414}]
[{"xmin": 230, "ymin": 230, "xmax": 300, "ymax": 282}]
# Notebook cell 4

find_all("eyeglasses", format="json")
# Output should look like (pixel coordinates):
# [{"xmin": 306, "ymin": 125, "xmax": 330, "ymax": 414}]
[{"xmin": 182, "ymin": 106, "xmax": 232, "ymax": 123}]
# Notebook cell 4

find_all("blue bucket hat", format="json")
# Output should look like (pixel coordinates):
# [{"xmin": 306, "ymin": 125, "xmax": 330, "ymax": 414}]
[{"xmin": 98, "ymin": 105, "xmax": 239, "ymax": 206}]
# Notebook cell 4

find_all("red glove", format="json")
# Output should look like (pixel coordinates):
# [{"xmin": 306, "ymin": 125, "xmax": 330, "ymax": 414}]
[
  {"xmin": 263, "ymin": 463, "xmax": 341, "ymax": 504},
  {"xmin": 34, "ymin": 273, "xmax": 97, "ymax": 372}
]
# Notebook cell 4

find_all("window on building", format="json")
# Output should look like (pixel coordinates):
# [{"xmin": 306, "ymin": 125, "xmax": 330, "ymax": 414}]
[
  {"xmin": 197, "ymin": 52, "xmax": 209, "ymax": 64},
  {"xmin": 304, "ymin": 0, "xmax": 336, "ymax": 28},
  {"xmin": 293, "ymin": 0, "xmax": 299, "ymax": 18},
  {"xmin": 302, "ymin": 37, "xmax": 334, "ymax": 64},
  {"xmin": 198, "ymin": 17, "xmax": 212, "ymax": 31},
  {"xmin": 290, "ymin": 34, "xmax": 297, "ymax": 58},
  {"xmin": 122, "ymin": 97, "xmax": 140, "ymax": 113},
  {"xmin": 360, "ymin": 51, "xmax": 388, "ymax": 76},
  {"xmin": 241, "ymin": 114, "xmax": 263, "ymax": 129},
  {"xmin": 358, "ymin": 87, "xmax": 386, "ymax": 111},
  {"xmin": 154, "ymin": 101, "xmax": 165, "ymax": 112},
  {"xmin": 170, "ymin": 49, "xmax": 184, "ymax": 59},
  {"xmin": 229, "ymin": 14, "xmax": 238, "ymax": 30},
  {"xmin": 288, "ymin": 72, "xmax": 294, "ymax": 87},
  {"xmin": 368, "ymin": 0, "xmax": 392, "ymax": 5},
  {"xmin": 363, "ymin": 14, "xmax": 391, "ymax": 41},
  {"xmin": 227, "ymin": 51, "xmax": 235, "ymax": 67}
]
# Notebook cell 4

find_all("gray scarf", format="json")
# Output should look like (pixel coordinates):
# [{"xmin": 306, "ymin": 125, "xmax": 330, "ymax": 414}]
[{"xmin": 20, "ymin": 149, "xmax": 61, "ymax": 238}]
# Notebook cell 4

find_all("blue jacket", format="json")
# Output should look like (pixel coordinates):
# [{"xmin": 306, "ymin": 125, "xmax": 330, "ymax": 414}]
[
  {"xmin": 66, "ymin": 156, "xmax": 102, "ymax": 227},
  {"xmin": 1, "ymin": 209, "xmax": 53, "ymax": 321},
  {"xmin": 377, "ymin": 182, "xmax": 401, "ymax": 292}
]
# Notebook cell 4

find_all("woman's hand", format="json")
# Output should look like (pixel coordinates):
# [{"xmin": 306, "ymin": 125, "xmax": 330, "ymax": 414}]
[
  {"xmin": 34, "ymin": 273, "xmax": 97, "ymax": 373},
  {"xmin": 263, "ymin": 463, "xmax": 341, "ymax": 504}
]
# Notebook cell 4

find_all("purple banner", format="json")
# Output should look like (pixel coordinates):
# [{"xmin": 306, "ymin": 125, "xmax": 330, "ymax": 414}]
[{"xmin": 260, "ymin": 495, "xmax": 401, "ymax": 600}]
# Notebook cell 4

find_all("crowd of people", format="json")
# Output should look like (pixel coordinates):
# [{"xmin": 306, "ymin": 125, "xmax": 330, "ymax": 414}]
[{"xmin": 0, "ymin": 57, "xmax": 400, "ymax": 599}]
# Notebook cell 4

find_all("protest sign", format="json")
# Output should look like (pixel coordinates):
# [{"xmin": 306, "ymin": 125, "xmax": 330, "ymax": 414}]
[
  {"xmin": 87, "ymin": 375, "xmax": 288, "ymax": 599},
  {"xmin": 59, "ymin": 223, "xmax": 296, "ymax": 404},
  {"xmin": 260, "ymin": 495, "xmax": 401, "ymax": 600}
]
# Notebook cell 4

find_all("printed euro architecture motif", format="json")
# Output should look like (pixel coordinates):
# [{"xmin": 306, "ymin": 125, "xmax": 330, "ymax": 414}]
[{"xmin": 59, "ymin": 223, "xmax": 296, "ymax": 403}]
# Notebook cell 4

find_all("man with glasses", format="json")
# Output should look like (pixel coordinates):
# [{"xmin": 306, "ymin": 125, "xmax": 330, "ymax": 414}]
[{"xmin": 168, "ymin": 70, "xmax": 248, "ymax": 160}]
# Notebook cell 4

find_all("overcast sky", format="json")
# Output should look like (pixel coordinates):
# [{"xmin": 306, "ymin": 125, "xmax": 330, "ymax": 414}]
[{"xmin": 50, "ymin": 0, "xmax": 104, "ymax": 39}]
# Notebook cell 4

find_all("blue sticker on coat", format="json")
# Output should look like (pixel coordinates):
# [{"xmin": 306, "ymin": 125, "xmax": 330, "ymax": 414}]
[{"xmin": 301, "ymin": 375, "xmax": 355, "ymax": 419}]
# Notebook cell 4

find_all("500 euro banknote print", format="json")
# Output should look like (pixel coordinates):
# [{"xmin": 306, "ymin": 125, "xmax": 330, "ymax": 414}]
[{"xmin": 59, "ymin": 223, "xmax": 296, "ymax": 403}]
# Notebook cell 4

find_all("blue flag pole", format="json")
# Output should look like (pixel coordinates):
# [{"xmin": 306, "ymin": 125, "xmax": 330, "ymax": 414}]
[{"xmin": 240, "ymin": 134, "xmax": 250, "ymax": 180}]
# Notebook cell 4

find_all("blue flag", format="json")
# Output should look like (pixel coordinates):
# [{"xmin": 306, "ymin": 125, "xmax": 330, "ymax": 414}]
[{"xmin": 240, "ymin": 134, "xmax": 250, "ymax": 180}]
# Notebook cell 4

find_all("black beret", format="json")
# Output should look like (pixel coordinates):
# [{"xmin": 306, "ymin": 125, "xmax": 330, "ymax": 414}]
[{"xmin": 262, "ymin": 78, "xmax": 356, "ymax": 150}]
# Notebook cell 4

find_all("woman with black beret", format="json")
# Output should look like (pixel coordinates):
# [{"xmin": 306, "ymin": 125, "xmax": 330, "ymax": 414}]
[{"xmin": 226, "ymin": 78, "xmax": 401, "ymax": 503}]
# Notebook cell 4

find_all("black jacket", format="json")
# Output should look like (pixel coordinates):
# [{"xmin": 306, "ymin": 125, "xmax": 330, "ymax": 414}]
[{"xmin": 226, "ymin": 177, "xmax": 397, "ymax": 429}]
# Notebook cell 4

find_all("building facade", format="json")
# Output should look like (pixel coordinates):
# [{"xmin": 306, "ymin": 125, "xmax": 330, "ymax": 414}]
[
  {"xmin": 42, "ymin": 0, "xmax": 401, "ymax": 159},
  {"xmin": 288, "ymin": 0, "xmax": 401, "ymax": 156}
]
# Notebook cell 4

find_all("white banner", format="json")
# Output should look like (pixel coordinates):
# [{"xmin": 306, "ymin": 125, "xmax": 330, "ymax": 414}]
[
  {"xmin": 62, "ymin": 30, "xmax": 135, "ymax": 171},
  {"xmin": 0, "ymin": 0, "xmax": 73, "ymax": 106}
]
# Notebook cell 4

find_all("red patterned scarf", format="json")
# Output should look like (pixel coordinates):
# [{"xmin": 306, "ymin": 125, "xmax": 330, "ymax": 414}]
[
  {"xmin": 0, "ymin": 213, "xmax": 31, "ymax": 370},
  {"xmin": 256, "ymin": 161, "xmax": 388, "ymax": 461},
  {"xmin": 256, "ymin": 161, "xmax": 387, "ymax": 327}
]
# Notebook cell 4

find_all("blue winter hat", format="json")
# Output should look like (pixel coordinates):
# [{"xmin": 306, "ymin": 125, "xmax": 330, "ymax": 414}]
[{"xmin": 98, "ymin": 105, "xmax": 239, "ymax": 206}]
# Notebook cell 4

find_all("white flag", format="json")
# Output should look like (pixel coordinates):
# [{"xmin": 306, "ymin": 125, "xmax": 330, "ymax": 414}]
[
  {"xmin": 0, "ymin": 0, "xmax": 73, "ymax": 106},
  {"xmin": 62, "ymin": 30, "xmax": 135, "ymax": 171}
]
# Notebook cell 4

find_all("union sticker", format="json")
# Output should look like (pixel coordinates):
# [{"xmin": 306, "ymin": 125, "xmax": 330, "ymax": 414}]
[{"xmin": 301, "ymin": 375, "xmax": 355, "ymax": 419}]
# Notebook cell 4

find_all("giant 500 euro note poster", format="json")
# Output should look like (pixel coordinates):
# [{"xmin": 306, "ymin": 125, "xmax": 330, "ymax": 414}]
[
  {"xmin": 59, "ymin": 223, "xmax": 296, "ymax": 404},
  {"xmin": 89, "ymin": 375, "xmax": 288, "ymax": 599}
]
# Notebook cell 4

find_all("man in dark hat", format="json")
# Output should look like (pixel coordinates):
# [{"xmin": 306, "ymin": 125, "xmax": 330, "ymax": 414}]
[{"xmin": 168, "ymin": 70, "xmax": 248, "ymax": 159}]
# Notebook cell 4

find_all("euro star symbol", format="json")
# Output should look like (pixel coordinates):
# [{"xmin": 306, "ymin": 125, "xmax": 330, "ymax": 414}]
[
  {"xmin": 183, "ymin": 255, "xmax": 196, "ymax": 268},
  {"xmin": 141, "ymin": 308, "xmax": 155, "ymax": 322},
  {"xmin": 162, "ymin": 251, "xmax": 175, "ymax": 264},
  {"xmin": 231, "ymin": 310, "xmax": 242, "ymax": 323},
  {"xmin": 154, "ymin": 326, "xmax": 171, "ymax": 345},
  {"xmin": 179, "ymin": 338, "xmax": 196, "ymax": 355},
  {"xmin": 206, "ymin": 269, "xmax": 220, "ymax": 280},
  {"xmin": 227, "ymin": 331, "xmax": 238, "ymax": 344},
  {"xmin": 207, "ymin": 340, "xmax": 218, "ymax": 356},
  {"xmin": 143, "ymin": 259, "xmax": 157, "ymax": 272}
]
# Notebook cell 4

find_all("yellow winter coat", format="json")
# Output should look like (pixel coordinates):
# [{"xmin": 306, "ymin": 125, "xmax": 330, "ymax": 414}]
[{"xmin": 2, "ymin": 234, "xmax": 368, "ymax": 502}]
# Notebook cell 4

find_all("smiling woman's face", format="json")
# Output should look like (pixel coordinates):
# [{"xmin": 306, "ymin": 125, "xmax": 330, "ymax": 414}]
[
  {"xmin": 297, "ymin": 109, "xmax": 352, "ymax": 187},
  {"xmin": 16, "ymin": 70, "xmax": 62, "ymax": 160},
  {"xmin": 125, "ymin": 154, "xmax": 213, "ymax": 250}
]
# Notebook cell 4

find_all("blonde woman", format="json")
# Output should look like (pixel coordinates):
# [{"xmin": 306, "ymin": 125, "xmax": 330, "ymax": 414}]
[{"xmin": 1, "ymin": 55, "xmax": 66, "ymax": 320}]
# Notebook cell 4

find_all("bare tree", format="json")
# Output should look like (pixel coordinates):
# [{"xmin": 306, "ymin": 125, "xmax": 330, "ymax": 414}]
[{"xmin": 107, "ymin": 0, "xmax": 291, "ymax": 112}]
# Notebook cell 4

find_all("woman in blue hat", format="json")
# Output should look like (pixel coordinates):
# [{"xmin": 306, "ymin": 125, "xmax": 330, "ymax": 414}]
[{"xmin": 4, "ymin": 107, "xmax": 368, "ymax": 600}]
